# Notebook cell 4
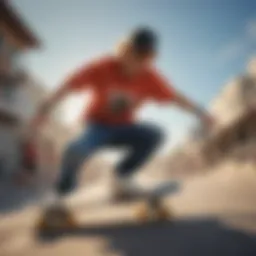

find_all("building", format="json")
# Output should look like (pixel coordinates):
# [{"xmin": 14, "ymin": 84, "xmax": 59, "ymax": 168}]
[
  {"xmin": 0, "ymin": 0, "xmax": 40, "ymax": 126},
  {"xmin": 0, "ymin": 0, "xmax": 40, "ymax": 120},
  {"xmin": 0, "ymin": 1, "xmax": 73, "ymax": 180},
  {"xmin": 162, "ymin": 58, "xmax": 256, "ymax": 176},
  {"xmin": 0, "ymin": 0, "xmax": 41, "ymax": 177},
  {"xmin": 201, "ymin": 57, "xmax": 256, "ymax": 164}
]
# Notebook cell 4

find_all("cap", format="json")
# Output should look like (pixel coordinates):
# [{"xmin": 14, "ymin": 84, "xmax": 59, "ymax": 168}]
[{"xmin": 129, "ymin": 27, "xmax": 158, "ymax": 56}]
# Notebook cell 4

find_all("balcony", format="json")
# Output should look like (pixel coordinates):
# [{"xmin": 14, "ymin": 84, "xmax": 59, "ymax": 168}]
[
  {"xmin": 0, "ymin": 69, "xmax": 28, "ymax": 125},
  {"xmin": 0, "ymin": 13, "xmax": 35, "ymax": 125}
]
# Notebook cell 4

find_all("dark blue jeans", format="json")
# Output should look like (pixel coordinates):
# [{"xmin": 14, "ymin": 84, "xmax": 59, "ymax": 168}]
[{"xmin": 56, "ymin": 123, "xmax": 164, "ymax": 195}]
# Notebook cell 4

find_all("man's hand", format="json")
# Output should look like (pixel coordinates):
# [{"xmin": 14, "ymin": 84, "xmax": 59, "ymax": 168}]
[
  {"xmin": 198, "ymin": 111, "xmax": 215, "ymax": 134},
  {"xmin": 173, "ymin": 92, "xmax": 216, "ymax": 133}
]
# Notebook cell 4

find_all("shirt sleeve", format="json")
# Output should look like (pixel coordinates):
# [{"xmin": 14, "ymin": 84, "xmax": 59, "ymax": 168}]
[
  {"xmin": 149, "ymin": 70, "xmax": 176, "ymax": 103},
  {"xmin": 64, "ymin": 61, "xmax": 100, "ymax": 92}
]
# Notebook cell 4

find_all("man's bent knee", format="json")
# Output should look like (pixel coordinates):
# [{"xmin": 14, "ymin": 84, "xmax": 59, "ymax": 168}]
[
  {"xmin": 143, "ymin": 125, "xmax": 164, "ymax": 148},
  {"xmin": 56, "ymin": 177, "xmax": 76, "ymax": 196},
  {"xmin": 115, "ymin": 125, "xmax": 164, "ymax": 177}
]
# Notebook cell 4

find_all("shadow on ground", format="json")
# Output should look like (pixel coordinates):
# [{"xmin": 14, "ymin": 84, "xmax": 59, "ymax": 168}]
[
  {"xmin": 38, "ymin": 217, "xmax": 256, "ymax": 256},
  {"xmin": 0, "ymin": 180, "xmax": 50, "ymax": 214}
]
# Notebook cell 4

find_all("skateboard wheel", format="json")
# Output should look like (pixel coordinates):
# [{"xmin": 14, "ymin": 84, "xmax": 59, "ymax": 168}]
[
  {"xmin": 36, "ymin": 206, "xmax": 77, "ymax": 232},
  {"xmin": 155, "ymin": 204, "xmax": 173, "ymax": 221},
  {"xmin": 65, "ymin": 214, "xmax": 77, "ymax": 227},
  {"xmin": 36, "ymin": 216, "xmax": 50, "ymax": 231}
]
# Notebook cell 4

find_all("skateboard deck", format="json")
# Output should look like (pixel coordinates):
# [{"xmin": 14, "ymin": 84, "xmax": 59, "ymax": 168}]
[
  {"xmin": 137, "ymin": 180, "xmax": 180, "ymax": 200},
  {"xmin": 36, "ymin": 181, "xmax": 181, "ymax": 236}
]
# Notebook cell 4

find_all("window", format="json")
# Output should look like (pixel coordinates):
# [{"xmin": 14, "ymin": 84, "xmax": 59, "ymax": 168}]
[
  {"xmin": 0, "ymin": 84, "xmax": 16, "ymax": 104},
  {"xmin": 5, "ymin": 43, "xmax": 19, "ymax": 67},
  {"xmin": 0, "ymin": 33, "xmax": 5, "ymax": 49},
  {"xmin": 4, "ymin": 86, "xmax": 15, "ymax": 101},
  {"xmin": 0, "ymin": 39, "xmax": 21, "ymax": 71},
  {"xmin": 0, "ymin": 39, "xmax": 3, "ymax": 50},
  {"xmin": 0, "ymin": 33, "xmax": 6, "ymax": 64}
]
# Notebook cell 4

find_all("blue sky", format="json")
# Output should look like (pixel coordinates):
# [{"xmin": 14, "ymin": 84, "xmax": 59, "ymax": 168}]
[{"xmin": 12, "ymin": 0, "xmax": 256, "ymax": 150}]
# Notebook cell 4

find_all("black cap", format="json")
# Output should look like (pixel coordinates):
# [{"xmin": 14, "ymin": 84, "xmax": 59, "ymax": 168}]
[{"xmin": 129, "ymin": 27, "xmax": 158, "ymax": 56}]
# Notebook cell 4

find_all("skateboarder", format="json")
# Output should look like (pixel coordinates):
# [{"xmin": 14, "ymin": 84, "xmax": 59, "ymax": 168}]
[{"xmin": 32, "ymin": 27, "xmax": 213, "ymax": 214}]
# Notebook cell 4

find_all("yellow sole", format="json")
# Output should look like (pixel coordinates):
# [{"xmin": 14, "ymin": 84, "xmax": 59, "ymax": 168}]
[
  {"xmin": 136, "ymin": 202, "xmax": 174, "ymax": 222},
  {"xmin": 36, "ymin": 212, "xmax": 78, "ymax": 232}
]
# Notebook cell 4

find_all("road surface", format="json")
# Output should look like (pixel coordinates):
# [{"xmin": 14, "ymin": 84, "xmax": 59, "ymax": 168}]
[{"xmin": 1, "ymin": 161, "xmax": 256, "ymax": 256}]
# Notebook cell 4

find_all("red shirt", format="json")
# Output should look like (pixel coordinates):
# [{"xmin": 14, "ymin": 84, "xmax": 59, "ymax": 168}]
[{"xmin": 65, "ymin": 56, "xmax": 176, "ymax": 125}]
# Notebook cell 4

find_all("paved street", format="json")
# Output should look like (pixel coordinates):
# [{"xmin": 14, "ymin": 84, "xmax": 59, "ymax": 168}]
[{"xmin": 1, "ymin": 161, "xmax": 256, "ymax": 256}]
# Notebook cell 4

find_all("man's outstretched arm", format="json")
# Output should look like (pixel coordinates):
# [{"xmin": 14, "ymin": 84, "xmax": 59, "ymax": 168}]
[
  {"xmin": 173, "ymin": 91, "xmax": 212, "ymax": 125},
  {"xmin": 32, "ymin": 62, "xmax": 98, "ymax": 125},
  {"xmin": 35, "ymin": 82, "xmax": 70, "ymax": 119},
  {"xmin": 150, "ymin": 71, "xmax": 214, "ymax": 128}
]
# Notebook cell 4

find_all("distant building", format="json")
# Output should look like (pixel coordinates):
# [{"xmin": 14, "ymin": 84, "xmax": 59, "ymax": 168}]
[
  {"xmin": 0, "ymin": 1, "xmax": 71, "ymax": 179},
  {"xmin": 165, "ymin": 58, "xmax": 256, "ymax": 176},
  {"xmin": 0, "ymin": 0, "xmax": 40, "ymax": 124},
  {"xmin": 202, "ymin": 58, "xmax": 256, "ymax": 164},
  {"xmin": 0, "ymin": 0, "xmax": 41, "ymax": 177}
]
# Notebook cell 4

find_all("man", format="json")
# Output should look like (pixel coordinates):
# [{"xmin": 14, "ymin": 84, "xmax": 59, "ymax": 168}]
[{"xmin": 32, "ymin": 27, "xmax": 213, "ymax": 209}]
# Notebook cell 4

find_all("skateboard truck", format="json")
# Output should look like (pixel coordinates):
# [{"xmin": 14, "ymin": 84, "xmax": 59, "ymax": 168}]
[{"xmin": 135, "ymin": 182, "xmax": 180, "ymax": 222}]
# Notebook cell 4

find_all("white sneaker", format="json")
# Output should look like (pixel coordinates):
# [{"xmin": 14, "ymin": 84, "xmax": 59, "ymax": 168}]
[{"xmin": 111, "ymin": 176, "xmax": 145, "ymax": 202}]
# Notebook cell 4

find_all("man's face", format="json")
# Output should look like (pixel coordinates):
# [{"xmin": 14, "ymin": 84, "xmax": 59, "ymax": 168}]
[{"xmin": 126, "ymin": 50, "xmax": 156, "ymax": 73}]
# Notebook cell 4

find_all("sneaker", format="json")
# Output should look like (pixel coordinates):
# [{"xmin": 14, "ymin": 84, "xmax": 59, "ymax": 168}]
[{"xmin": 111, "ymin": 176, "xmax": 145, "ymax": 203}]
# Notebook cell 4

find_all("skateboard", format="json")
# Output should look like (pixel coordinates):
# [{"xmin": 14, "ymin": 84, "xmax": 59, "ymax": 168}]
[
  {"xmin": 36, "ymin": 181, "xmax": 181, "ymax": 233},
  {"xmin": 128, "ymin": 181, "xmax": 180, "ymax": 222}
]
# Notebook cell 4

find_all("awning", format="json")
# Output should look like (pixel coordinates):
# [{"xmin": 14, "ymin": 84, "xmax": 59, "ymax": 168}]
[{"xmin": 0, "ymin": 1, "xmax": 41, "ymax": 48}]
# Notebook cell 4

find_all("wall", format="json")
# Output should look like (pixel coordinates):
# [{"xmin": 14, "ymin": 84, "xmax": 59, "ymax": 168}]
[{"xmin": 209, "ymin": 78, "xmax": 245, "ymax": 127}]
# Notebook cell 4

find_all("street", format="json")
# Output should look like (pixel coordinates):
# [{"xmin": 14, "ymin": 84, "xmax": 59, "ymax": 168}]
[{"xmin": 1, "ymin": 161, "xmax": 256, "ymax": 256}]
